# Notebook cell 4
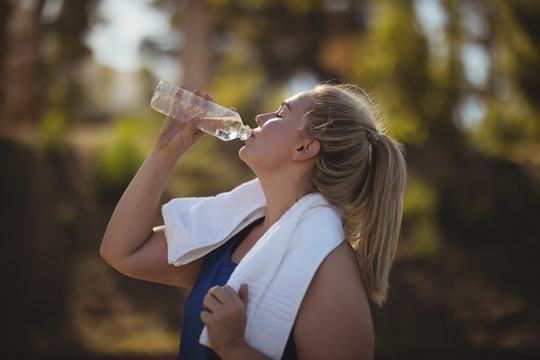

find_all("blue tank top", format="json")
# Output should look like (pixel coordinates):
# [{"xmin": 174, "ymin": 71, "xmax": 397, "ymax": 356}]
[{"xmin": 178, "ymin": 218, "xmax": 264, "ymax": 359}]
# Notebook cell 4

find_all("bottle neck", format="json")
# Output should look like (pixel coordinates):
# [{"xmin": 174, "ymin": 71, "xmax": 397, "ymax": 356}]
[{"xmin": 238, "ymin": 124, "xmax": 252, "ymax": 140}]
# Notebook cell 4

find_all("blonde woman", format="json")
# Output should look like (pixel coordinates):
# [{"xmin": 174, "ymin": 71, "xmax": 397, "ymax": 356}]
[{"xmin": 100, "ymin": 82, "xmax": 407, "ymax": 359}]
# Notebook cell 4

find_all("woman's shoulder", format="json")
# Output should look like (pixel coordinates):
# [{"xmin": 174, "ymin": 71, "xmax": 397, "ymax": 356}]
[
  {"xmin": 293, "ymin": 242, "xmax": 375, "ymax": 359},
  {"xmin": 308, "ymin": 242, "xmax": 370, "ymax": 304}
]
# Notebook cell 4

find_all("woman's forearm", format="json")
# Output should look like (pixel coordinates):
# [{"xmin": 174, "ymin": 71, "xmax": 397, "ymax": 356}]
[{"xmin": 100, "ymin": 148, "xmax": 181, "ymax": 268}]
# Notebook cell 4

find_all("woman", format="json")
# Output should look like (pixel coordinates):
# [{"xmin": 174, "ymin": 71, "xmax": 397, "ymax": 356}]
[{"xmin": 100, "ymin": 82, "xmax": 407, "ymax": 359}]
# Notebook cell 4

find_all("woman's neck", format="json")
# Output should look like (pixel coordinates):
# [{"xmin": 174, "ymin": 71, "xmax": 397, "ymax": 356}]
[{"xmin": 257, "ymin": 171, "xmax": 307, "ymax": 231}]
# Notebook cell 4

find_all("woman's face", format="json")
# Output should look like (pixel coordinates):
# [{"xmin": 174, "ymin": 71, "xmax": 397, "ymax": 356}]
[{"xmin": 239, "ymin": 91, "xmax": 314, "ymax": 173}]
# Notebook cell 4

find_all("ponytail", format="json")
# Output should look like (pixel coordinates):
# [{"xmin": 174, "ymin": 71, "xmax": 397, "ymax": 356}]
[
  {"xmin": 345, "ymin": 134, "xmax": 407, "ymax": 306},
  {"xmin": 303, "ymin": 83, "xmax": 407, "ymax": 307}
]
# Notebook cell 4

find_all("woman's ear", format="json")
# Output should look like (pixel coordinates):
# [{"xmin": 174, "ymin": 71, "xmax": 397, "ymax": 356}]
[{"xmin": 293, "ymin": 139, "xmax": 320, "ymax": 162}]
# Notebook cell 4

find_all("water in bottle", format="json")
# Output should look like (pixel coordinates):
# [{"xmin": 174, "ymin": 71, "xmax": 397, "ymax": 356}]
[{"xmin": 150, "ymin": 81, "xmax": 252, "ymax": 141}]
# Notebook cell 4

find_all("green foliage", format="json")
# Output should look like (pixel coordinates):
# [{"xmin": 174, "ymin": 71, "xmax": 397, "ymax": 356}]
[
  {"xmin": 347, "ymin": 0, "xmax": 434, "ymax": 145},
  {"xmin": 471, "ymin": 95, "xmax": 540, "ymax": 160},
  {"xmin": 210, "ymin": 66, "xmax": 266, "ymax": 126},
  {"xmin": 401, "ymin": 175, "xmax": 441, "ymax": 261},
  {"xmin": 92, "ymin": 117, "xmax": 146, "ymax": 204},
  {"xmin": 39, "ymin": 108, "xmax": 69, "ymax": 158},
  {"xmin": 466, "ymin": 0, "xmax": 540, "ymax": 163}
]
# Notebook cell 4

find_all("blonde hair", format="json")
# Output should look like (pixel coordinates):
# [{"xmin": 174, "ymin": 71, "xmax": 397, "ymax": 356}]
[{"xmin": 303, "ymin": 83, "xmax": 407, "ymax": 307}]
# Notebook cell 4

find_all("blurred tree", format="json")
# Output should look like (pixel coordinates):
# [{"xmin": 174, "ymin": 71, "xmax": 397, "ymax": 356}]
[
  {"xmin": 41, "ymin": 0, "xmax": 96, "ymax": 119},
  {"xmin": 472, "ymin": 0, "xmax": 540, "ymax": 168},
  {"xmin": 0, "ymin": 0, "xmax": 98, "ymax": 136},
  {"xmin": 181, "ymin": 0, "xmax": 212, "ymax": 88},
  {"xmin": 0, "ymin": 0, "xmax": 45, "ymax": 131},
  {"xmin": 500, "ymin": 0, "xmax": 540, "ymax": 112},
  {"xmin": 0, "ymin": 0, "xmax": 103, "ymax": 357}
]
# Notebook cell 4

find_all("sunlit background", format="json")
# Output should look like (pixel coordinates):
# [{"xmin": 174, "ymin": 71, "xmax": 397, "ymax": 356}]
[{"xmin": 1, "ymin": 0, "xmax": 539, "ymax": 359}]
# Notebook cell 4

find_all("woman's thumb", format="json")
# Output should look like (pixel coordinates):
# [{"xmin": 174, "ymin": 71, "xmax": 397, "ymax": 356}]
[{"xmin": 239, "ymin": 284, "xmax": 249, "ymax": 305}]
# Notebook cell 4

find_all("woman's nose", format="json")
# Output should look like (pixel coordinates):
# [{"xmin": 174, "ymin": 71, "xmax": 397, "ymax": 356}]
[
  {"xmin": 256, "ymin": 112, "xmax": 274, "ymax": 126},
  {"xmin": 255, "ymin": 114, "xmax": 265, "ymax": 127}
]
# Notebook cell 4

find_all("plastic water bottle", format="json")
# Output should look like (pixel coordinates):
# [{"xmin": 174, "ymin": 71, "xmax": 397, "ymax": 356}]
[{"xmin": 150, "ymin": 81, "xmax": 252, "ymax": 141}]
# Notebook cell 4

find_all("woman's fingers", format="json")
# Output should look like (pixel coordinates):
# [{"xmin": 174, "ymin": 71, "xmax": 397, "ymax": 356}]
[
  {"xmin": 200, "ymin": 285, "xmax": 249, "ymax": 353},
  {"xmin": 189, "ymin": 88, "xmax": 214, "ymax": 102},
  {"xmin": 203, "ymin": 292, "xmax": 222, "ymax": 312},
  {"xmin": 203, "ymin": 285, "xmax": 245, "ymax": 312},
  {"xmin": 207, "ymin": 285, "xmax": 235, "ymax": 303},
  {"xmin": 203, "ymin": 93, "xmax": 213, "ymax": 102}
]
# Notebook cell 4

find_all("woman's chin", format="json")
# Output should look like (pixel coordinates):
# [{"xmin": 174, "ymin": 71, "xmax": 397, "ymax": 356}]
[
  {"xmin": 238, "ymin": 146, "xmax": 248, "ymax": 162},
  {"xmin": 238, "ymin": 147, "xmax": 256, "ymax": 169}
]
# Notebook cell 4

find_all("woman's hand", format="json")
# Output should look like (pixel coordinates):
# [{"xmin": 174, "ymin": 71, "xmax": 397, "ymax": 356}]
[
  {"xmin": 201, "ymin": 284, "xmax": 250, "ymax": 357},
  {"xmin": 153, "ymin": 87, "xmax": 211, "ymax": 158}
]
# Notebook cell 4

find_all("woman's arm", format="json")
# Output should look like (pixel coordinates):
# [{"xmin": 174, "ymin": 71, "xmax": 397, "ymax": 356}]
[
  {"xmin": 294, "ymin": 242, "xmax": 375, "ymax": 360},
  {"xmin": 100, "ymin": 91, "xmax": 208, "ymax": 288}
]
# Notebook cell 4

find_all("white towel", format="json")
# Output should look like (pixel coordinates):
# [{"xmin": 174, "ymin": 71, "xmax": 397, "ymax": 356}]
[{"xmin": 162, "ymin": 178, "xmax": 344, "ymax": 359}]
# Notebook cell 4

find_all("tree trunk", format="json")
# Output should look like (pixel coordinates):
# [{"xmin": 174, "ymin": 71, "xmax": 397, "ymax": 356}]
[
  {"xmin": 180, "ymin": 0, "xmax": 211, "ymax": 89},
  {"xmin": 0, "ymin": 0, "xmax": 45, "ymax": 134}
]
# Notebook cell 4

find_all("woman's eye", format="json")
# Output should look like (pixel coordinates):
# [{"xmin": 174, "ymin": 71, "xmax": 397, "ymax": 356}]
[{"xmin": 275, "ymin": 112, "xmax": 282, "ymax": 118}]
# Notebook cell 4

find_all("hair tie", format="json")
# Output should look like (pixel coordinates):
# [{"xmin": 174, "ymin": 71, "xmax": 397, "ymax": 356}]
[{"xmin": 367, "ymin": 129, "xmax": 384, "ymax": 145}]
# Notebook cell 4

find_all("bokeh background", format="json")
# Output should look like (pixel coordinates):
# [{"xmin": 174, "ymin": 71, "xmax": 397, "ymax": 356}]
[{"xmin": 1, "ymin": 0, "xmax": 539, "ymax": 359}]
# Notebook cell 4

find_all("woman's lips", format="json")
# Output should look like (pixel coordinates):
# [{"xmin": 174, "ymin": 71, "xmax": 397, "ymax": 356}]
[{"xmin": 244, "ymin": 131, "xmax": 255, "ymax": 143}]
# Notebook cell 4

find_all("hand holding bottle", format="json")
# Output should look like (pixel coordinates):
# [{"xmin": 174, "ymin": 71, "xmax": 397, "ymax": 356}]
[{"xmin": 153, "ymin": 87, "xmax": 209, "ymax": 158}]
